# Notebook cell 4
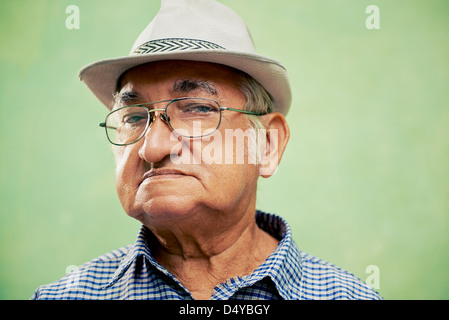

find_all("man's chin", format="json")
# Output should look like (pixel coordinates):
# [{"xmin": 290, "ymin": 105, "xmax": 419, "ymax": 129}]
[{"xmin": 128, "ymin": 197, "xmax": 201, "ymax": 225}]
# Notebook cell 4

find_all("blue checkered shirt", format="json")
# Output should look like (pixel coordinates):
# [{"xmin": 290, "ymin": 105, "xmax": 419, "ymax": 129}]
[{"xmin": 31, "ymin": 211, "xmax": 382, "ymax": 300}]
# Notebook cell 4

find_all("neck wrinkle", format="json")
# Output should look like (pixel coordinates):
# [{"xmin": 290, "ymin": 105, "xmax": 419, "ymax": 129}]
[{"xmin": 148, "ymin": 211, "xmax": 279, "ymax": 287}]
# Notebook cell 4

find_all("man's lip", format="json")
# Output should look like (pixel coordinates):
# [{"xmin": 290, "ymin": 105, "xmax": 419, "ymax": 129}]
[{"xmin": 142, "ymin": 169, "xmax": 188, "ymax": 180}]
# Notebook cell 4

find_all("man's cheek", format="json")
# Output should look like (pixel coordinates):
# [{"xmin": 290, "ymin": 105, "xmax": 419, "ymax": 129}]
[
  {"xmin": 113, "ymin": 150, "xmax": 138, "ymax": 206},
  {"xmin": 115, "ymin": 175, "xmax": 142, "ymax": 220},
  {"xmin": 115, "ymin": 175, "xmax": 129, "ymax": 204},
  {"xmin": 112, "ymin": 145, "xmax": 124, "ymax": 162}
]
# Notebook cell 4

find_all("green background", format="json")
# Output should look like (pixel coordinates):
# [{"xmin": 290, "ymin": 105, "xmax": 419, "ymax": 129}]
[{"xmin": 1, "ymin": 0, "xmax": 448, "ymax": 300}]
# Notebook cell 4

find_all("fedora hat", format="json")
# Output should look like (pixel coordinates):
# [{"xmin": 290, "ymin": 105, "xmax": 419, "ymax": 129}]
[{"xmin": 78, "ymin": 0, "xmax": 292, "ymax": 115}]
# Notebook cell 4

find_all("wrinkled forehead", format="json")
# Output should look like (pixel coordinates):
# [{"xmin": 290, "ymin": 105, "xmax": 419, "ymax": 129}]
[
  {"xmin": 119, "ymin": 60, "xmax": 244, "ymax": 89},
  {"xmin": 115, "ymin": 60, "xmax": 246, "ymax": 104}
]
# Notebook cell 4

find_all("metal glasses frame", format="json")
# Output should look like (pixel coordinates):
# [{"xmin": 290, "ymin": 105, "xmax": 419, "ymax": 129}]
[{"xmin": 99, "ymin": 97, "xmax": 266, "ymax": 146}]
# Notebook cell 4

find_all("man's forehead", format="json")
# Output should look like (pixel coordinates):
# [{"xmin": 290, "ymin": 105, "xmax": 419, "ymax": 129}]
[
  {"xmin": 116, "ymin": 60, "xmax": 245, "ymax": 103},
  {"xmin": 119, "ymin": 60, "xmax": 242, "ymax": 86},
  {"xmin": 115, "ymin": 79, "xmax": 218, "ymax": 105}
]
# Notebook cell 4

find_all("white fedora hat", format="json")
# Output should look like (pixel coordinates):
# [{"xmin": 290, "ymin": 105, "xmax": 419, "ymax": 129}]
[{"xmin": 78, "ymin": 0, "xmax": 292, "ymax": 115}]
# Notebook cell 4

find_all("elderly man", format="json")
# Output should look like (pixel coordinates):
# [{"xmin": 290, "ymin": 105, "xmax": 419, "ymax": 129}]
[{"xmin": 32, "ymin": 0, "xmax": 381, "ymax": 300}]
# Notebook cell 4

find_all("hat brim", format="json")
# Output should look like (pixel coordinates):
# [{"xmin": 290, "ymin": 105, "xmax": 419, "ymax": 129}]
[{"xmin": 78, "ymin": 50, "xmax": 291, "ymax": 115}]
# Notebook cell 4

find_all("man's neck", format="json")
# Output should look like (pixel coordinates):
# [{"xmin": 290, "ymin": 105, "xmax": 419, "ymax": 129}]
[{"xmin": 149, "ymin": 213, "xmax": 279, "ymax": 300}]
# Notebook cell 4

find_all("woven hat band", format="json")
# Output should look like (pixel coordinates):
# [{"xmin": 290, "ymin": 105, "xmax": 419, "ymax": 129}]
[{"xmin": 132, "ymin": 38, "xmax": 225, "ymax": 55}]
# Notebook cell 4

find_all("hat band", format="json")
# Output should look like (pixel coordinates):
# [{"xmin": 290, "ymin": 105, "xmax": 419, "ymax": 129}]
[{"xmin": 133, "ymin": 38, "xmax": 225, "ymax": 55}]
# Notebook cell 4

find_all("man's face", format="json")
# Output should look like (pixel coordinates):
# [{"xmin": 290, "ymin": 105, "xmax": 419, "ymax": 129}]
[{"xmin": 113, "ymin": 60, "xmax": 261, "ymax": 229}]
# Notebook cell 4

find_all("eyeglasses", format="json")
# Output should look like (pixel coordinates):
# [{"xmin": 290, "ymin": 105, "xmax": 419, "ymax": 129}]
[{"xmin": 99, "ymin": 97, "xmax": 265, "ymax": 146}]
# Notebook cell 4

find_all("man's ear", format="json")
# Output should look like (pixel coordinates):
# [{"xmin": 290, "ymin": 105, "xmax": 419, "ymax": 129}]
[{"xmin": 258, "ymin": 112, "xmax": 290, "ymax": 178}]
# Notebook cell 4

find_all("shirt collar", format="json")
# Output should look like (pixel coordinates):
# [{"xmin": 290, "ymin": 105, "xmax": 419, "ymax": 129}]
[
  {"xmin": 103, "ymin": 226, "xmax": 169, "ymax": 289},
  {"xmin": 103, "ymin": 211, "xmax": 303, "ymax": 299},
  {"xmin": 249, "ymin": 211, "xmax": 303, "ymax": 299}
]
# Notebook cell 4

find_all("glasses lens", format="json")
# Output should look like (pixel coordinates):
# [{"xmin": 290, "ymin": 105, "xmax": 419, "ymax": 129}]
[
  {"xmin": 166, "ymin": 98, "xmax": 221, "ymax": 137},
  {"xmin": 105, "ymin": 106, "xmax": 149, "ymax": 145}
]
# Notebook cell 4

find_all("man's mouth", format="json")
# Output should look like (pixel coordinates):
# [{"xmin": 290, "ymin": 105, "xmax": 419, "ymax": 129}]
[{"xmin": 142, "ymin": 169, "xmax": 188, "ymax": 180}]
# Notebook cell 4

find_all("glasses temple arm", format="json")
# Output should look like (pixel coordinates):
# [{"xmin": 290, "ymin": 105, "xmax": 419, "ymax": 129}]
[
  {"xmin": 99, "ymin": 123, "xmax": 117, "ymax": 130},
  {"xmin": 220, "ymin": 107, "xmax": 266, "ymax": 116}
]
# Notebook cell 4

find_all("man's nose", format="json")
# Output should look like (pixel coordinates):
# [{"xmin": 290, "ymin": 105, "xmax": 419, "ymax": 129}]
[{"xmin": 138, "ymin": 114, "xmax": 180, "ymax": 164}]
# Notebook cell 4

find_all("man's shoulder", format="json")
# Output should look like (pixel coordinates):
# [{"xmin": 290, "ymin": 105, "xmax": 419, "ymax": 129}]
[
  {"xmin": 255, "ymin": 211, "xmax": 382, "ymax": 300},
  {"xmin": 297, "ymin": 250, "xmax": 382, "ymax": 300},
  {"xmin": 30, "ymin": 245, "xmax": 131, "ymax": 300}
]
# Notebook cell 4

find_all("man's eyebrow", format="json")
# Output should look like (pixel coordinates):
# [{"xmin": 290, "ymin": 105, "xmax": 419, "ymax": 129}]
[
  {"xmin": 113, "ymin": 91, "xmax": 145, "ymax": 107},
  {"xmin": 173, "ymin": 79, "xmax": 218, "ymax": 95},
  {"xmin": 113, "ymin": 80, "xmax": 217, "ymax": 106}
]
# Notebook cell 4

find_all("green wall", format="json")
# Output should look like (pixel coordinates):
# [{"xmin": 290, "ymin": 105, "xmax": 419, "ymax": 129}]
[{"xmin": 1, "ymin": 0, "xmax": 448, "ymax": 299}]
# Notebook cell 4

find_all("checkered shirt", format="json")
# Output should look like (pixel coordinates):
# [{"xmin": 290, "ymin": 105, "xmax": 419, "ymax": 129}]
[{"xmin": 31, "ymin": 211, "xmax": 382, "ymax": 300}]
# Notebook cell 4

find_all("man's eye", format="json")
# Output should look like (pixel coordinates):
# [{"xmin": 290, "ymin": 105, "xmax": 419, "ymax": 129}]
[
  {"xmin": 123, "ymin": 113, "xmax": 147, "ymax": 124},
  {"xmin": 183, "ymin": 104, "xmax": 218, "ymax": 114}
]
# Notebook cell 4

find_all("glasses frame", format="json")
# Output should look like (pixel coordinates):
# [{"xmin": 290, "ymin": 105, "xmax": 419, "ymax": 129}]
[{"xmin": 99, "ymin": 97, "xmax": 266, "ymax": 146}]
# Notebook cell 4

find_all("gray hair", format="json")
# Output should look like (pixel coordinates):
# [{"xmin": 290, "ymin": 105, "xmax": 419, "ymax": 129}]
[
  {"xmin": 236, "ymin": 73, "xmax": 275, "ymax": 165},
  {"xmin": 238, "ymin": 72, "xmax": 274, "ymax": 130}
]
